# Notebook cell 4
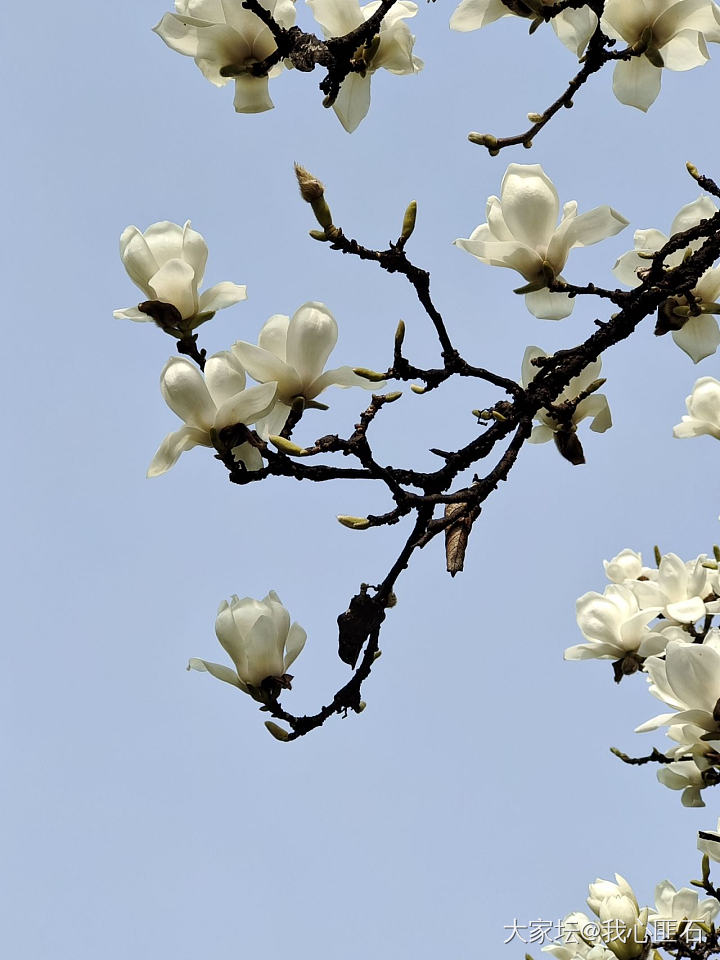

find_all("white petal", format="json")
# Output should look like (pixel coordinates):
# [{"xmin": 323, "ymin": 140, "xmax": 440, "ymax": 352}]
[
  {"xmin": 148, "ymin": 259, "xmax": 198, "ymax": 320},
  {"xmin": 612, "ymin": 57, "xmax": 662, "ymax": 111},
  {"xmin": 147, "ymin": 425, "xmax": 210, "ymax": 477},
  {"xmin": 234, "ymin": 74, "xmax": 274, "ymax": 113},
  {"xmin": 119, "ymin": 225, "xmax": 158, "ymax": 293},
  {"xmin": 500, "ymin": 164, "xmax": 560, "ymax": 251},
  {"xmin": 310, "ymin": 365, "xmax": 382, "ymax": 397},
  {"xmin": 204, "ymin": 351, "xmax": 246, "ymax": 408},
  {"xmin": 454, "ymin": 237, "xmax": 544, "ymax": 281},
  {"xmin": 198, "ymin": 281, "xmax": 247, "ymax": 313},
  {"xmin": 673, "ymin": 314, "xmax": 720, "ymax": 362},
  {"xmin": 258, "ymin": 314, "xmax": 290, "ymax": 361},
  {"xmin": 214, "ymin": 381, "xmax": 278, "ymax": 430},
  {"xmin": 160, "ymin": 356, "xmax": 216, "ymax": 429},
  {"xmin": 307, "ymin": 0, "xmax": 364, "ymax": 37},
  {"xmin": 284, "ymin": 622, "xmax": 307, "ymax": 670},
  {"xmin": 187, "ymin": 657, "xmax": 248, "ymax": 692},
  {"xmin": 286, "ymin": 302, "xmax": 338, "ymax": 387},
  {"xmin": 332, "ymin": 73, "xmax": 372, "ymax": 133},
  {"xmin": 661, "ymin": 29, "xmax": 709, "ymax": 70},
  {"xmin": 666, "ymin": 642, "xmax": 720, "ymax": 711},
  {"xmin": 670, "ymin": 196, "xmax": 719, "ymax": 235},
  {"xmin": 552, "ymin": 8, "xmax": 598, "ymax": 56},
  {"xmin": 231, "ymin": 441, "xmax": 264, "ymax": 471},
  {"xmin": 449, "ymin": 0, "xmax": 509, "ymax": 31},
  {"xmin": 113, "ymin": 306, "xmax": 153, "ymax": 322},
  {"xmin": 524, "ymin": 288, "xmax": 574, "ymax": 320},
  {"xmin": 232, "ymin": 341, "xmax": 300, "ymax": 396}
]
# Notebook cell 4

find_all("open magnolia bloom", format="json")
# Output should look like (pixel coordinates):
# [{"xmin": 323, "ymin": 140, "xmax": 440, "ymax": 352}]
[
  {"xmin": 153, "ymin": 0, "xmax": 296, "ymax": 113},
  {"xmin": 630, "ymin": 552, "xmax": 719, "ymax": 623},
  {"xmin": 148, "ymin": 354, "xmax": 278, "ymax": 477},
  {"xmin": 613, "ymin": 197, "xmax": 720, "ymax": 362},
  {"xmin": 649, "ymin": 880, "xmax": 720, "ymax": 927},
  {"xmin": 114, "ymin": 220, "xmax": 247, "ymax": 325},
  {"xmin": 542, "ymin": 913, "xmax": 616, "ymax": 960},
  {"xmin": 673, "ymin": 376, "xmax": 720, "ymax": 439},
  {"xmin": 601, "ymin": 0, "xmax": 720, "ymax": 111},
  {"xmin": 306, "ymin": 0, "xmax": 423, "ymax": 132},
  {"xmin": 449, "ymin": 0, "xmax": 598, "ymax": 58},
  {"xmin": 232, "ymin": 301, "xmax": 382, "ymax": 437},
  {"xmin": 521, "ymin": 347, "xmax": 612, "ymax": 461},
  {"xmin": 639, "ymin": 637, "xmax": 720, "ymax": 735},
  {"xmin": 587, "ymin": 876, "xmax": 648, "ymax": 960},
  {"xmin": 565, "ymin": 584, "xmax": 664, "ymax": 662},
  {"xmin": 455, "ymin": 164, "xmax": 628, "ymax": 320},
  {"xmin": 657, "ymin": 758, "xmax": 708, "ymax": 807},
  {"xmin": 189, "ymin": 591, "xmax": 306, "ymax": 697},
  {"xmin": 603, "ymin": 549, "xmax": 655, "ymax": 584}
]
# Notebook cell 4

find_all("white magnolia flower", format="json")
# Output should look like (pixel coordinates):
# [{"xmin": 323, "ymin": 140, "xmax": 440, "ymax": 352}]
[
  {"xmin": 587, "ymin": 876, "xmax": 648, "ymax": 960},
  {"xmin": 455, "ymin": 164, "xmax": 628, "ymax": 320},
  {"xmin": 189, "ymin": 591, "xmax": 306, "ymax": 695},
  {"xmin": 639, "ymin": 638, "xmax": 720, "ymax": 734},
  {"xmin": 449, "ymin": 0, "xmax": 598, "ymax": 58},
  {"xmin": 232, "ymin": 301, "xmax": 381, "ymax": 436},
  {"xmin": 114, "ymin": 220, "xmax": 247, "ymax": 325},
  {"xmin": 601, "ymin": 0, "xmax": 720, "ymax": 111},
  {"xmin": 521, "ymin": 347, "xmax": 612, "ymax": 458},
  {"xmin": 657, "ymin": 759, "xmax": 708, "ymax": 807},
  {"xmin": 153, "ymin": 0, "xmax": 296, "ymax": 113},
  {"xmin": 565, "ymin": 584, "xmax": 663, "ymax": 661},
  {"xmin": 148, "ymin": 354, "xmax": 278, "ymax": 477},
  {"xmin": 543, "ymin": 913, "xmax": 616, "ymax": 960},
  {"xmin": 603, "ymin": 549, "xmax": 653, "ymax": 584},
  {"xmin": 650, "ymin": 880, "xmax": 720, "ymax": 925},
  {"xmin": 307, "ymin": 0, "xmax": 423, "ymax": 132},
  {"xmin": 630, "ymin": 553, "xmax": 718, "ymax": 623},
  {"xmin": 613, "ymin": 197, "xmax": 720, "ymax": 362},
  {"xmin": 699, "ymin": 818, "xmax": 720, "ymax": 861},
  {"xmin": 674, "ymin": 377, "xmax": 720, "ymax": 439}
]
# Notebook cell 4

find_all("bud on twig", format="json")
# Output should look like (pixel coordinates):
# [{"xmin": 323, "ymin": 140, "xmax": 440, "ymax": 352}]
[
  {"xmin": 265, "ymin": 721, "xmax": 291, "ymax": 741},
  {"xmin": 400, "ymin": 201, "xmax": 417, "ymax": 242},
  {"xmin": 294, "ymin": 163, "xmax": 333, "ymax": 229},
  {"xmin": 337, "ymin": 515, "xmax": 371, "ymax": 530},
  {"xmin": 353, "ymin": 367, "xmax": 387, "ymax": 382},
  {"xmin": 269, "ymin": 435, "xmax": 310, "ymax": 456}
]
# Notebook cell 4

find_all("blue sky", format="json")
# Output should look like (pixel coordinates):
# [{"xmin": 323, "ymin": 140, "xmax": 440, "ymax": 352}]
[{"xmin": 3, "ymin": 2, "xmax": 720, "ymax": 958}]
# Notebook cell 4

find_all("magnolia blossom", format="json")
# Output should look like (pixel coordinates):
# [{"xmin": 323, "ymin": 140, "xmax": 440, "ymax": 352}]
[
  {"xmin": 603, "ymin": 549, "xmax": 653, "ymax": 584},
  {"xmin": 565, "ymin": 584, "xmax": 663, "ymax": 662},
  {"xmin": 657, "ymin": 758, "xmax": 708, "ymax": 806},
  {"xmin": 307, "ymin": 0, "xmax": 423, "ymax": 132},
  {"xmin": 674, "ymin": 377, "xmax": 720, "ymax": 439},
  {"xmin": 114, "ymin": 220, "xmax": 247, "ymax": 324},
  {"xmin": 587, "ymin": 876, "xmax": 648, "ymax": 960},
  {"xmin": 601, "ymin": 0, "xmax": 720, "ymax": 111},
  {"xmin": 543, "ymin": 913, "xmax": 616, "ymax": 960},
  {"xmin": 449, "ymin": 0, "xmax": 598, "ymax": 57},
  {"xmin": 613, "ymin": 197, "xmax": 720, "ymax": 362},
  {"xmin": 232, "ymin": 301, "xmax": 381, "ymax": 437},
  {"xmin": 153, "ymin": 0, "xmax": 296, "ymax": 113},
  {"xmin": 650, "ymin": 880, "xmax": 720, "ymax": 927},
  {"xmin": 699, "ymin": 818, "xmax": 720, "ymax": 861},
  {"xmin": 455, "ymin": 164, "xmax": 628, "ymax": 320},
  {"xmin": 147, "ymin": 354, "xmax": 278, "ymax": 477},
  {"xmin": 521, "ymin": 347, "xmax": 612, "ymax": 458},
  {"xmin": 639, "ymin": 637, "xmax": 720, "ymax": 735},
  {"xmin": 189, "ymin": 591, "xmax": 306, "ymax": 695},
  {"xmin": 630, "ymin": 553, "xmax": 718, "ymax": 623}
]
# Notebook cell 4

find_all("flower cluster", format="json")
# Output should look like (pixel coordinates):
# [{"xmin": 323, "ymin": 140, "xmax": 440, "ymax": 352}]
[
  {"xmin": 674, "ymin": 377, "xmax": 720, "ymax": 440},
  {"xmin": 567, "ymin": 548, "xmax": 720, "ymax": 805},
  {"xmin": 449, "ymin": 0, "xmax": 720, "ymax": 111},
  {"xmin": 546, "ymin": 875, "xmax": 719, "ymax": 960}
]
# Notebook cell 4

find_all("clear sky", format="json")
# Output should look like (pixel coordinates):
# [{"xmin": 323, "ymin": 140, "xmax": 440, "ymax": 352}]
[{"xmin": 3, "ymin": 2, "xmax": 720, "ymax": 958}]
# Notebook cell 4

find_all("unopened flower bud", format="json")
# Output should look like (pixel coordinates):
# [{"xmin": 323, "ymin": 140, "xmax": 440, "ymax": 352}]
[
  {"xmin": 401, "ymin": 201, "xmax": 417, "ymax": 241},
  {"xmin": 337, "ymin": 515, "xmax": 371, "ymax": 530},
  {"xmin": 309, "ymin": 229, "xmax": 329, "ymax": 242},
  {"xmin": 411, "ymin": 384, "xmax": 426, "ymax": 394},
  {"xmin": 527, "ymin": 112, "xmax": 543, "ymax": 123},
  {"xmin": 353, "ymin": 367, "xmax": 387, "ymax": 382},
  {"xmin": 395, "ymin": 319, "xmax": 406, "ymax": 349},
  {"xmin": 382, "ymin": 391, "xmax": 402, "ymax": 403},
  {"xmin": 468, "ymin": 132, "xmax": 498, "ymax": 151},
  {"xmin": 294, "ymin": 163, "xmax": 325, "ymax": 202},
  {"xmin": 269, "ymin": 435, "xmax": 309, "ymax": 456},
  {"xmin": 265, "ymin": 720, "xmax": 291, "ymax": 741}
]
